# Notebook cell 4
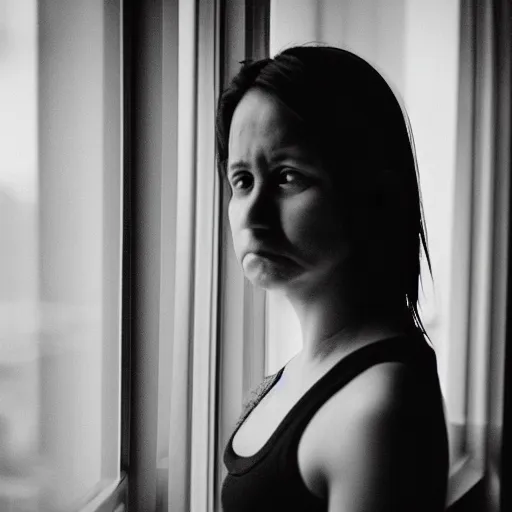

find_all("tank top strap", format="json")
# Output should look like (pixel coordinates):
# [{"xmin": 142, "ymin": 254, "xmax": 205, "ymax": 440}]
[{"xmin": 283, "ymin": 334, "xmax": 429, "ymax": 445}]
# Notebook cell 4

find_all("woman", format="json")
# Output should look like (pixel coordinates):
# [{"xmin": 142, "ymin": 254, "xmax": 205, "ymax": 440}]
[{"xmin": 216, "ymin": 45, "xmax": 449, "ymax": 512}]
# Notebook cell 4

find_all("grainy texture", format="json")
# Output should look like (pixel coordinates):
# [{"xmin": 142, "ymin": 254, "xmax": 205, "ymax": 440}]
[{"xmin": 234, "ymin": 372, "xmax": 280, "ymax": 431}]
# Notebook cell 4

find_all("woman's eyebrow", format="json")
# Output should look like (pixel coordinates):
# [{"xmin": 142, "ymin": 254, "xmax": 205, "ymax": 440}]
[
  {"xmin": 228, "ymin": 153, "xmax": 267, "ymax": 174},
  {"xmin": 227, "ymin": 147, "xmax": 317, "ymax": 175},
  {"xmin": 228, "ymin": 160, "xmax": 250, "ymax": 174},
  {"xmin": 269, "ymin": 146, "xmax": 317, "ymax": 166}
]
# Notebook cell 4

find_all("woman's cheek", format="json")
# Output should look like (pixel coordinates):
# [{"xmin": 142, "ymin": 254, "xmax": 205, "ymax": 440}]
[{"xmin": 286, "ymin": 193, "xmax": 341, "ymax": 255}]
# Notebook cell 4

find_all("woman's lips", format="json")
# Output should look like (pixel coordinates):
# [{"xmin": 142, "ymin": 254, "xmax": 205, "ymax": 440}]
[{"xmin": 245, "ymin": 250, "xmax": 294, "ymax": 265}]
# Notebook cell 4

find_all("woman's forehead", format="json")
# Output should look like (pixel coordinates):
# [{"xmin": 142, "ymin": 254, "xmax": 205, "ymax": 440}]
[{"xmin": 228, "ymin": 88, "xmax": 311, "ymax": 160}]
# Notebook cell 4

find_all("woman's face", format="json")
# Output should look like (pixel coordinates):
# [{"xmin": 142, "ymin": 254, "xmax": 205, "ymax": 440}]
[{"xmin": 227, "ymin": 87, "xmax": 351, "ymax": 293}]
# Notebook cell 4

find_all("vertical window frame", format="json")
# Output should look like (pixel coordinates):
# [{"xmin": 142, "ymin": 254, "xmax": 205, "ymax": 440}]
[{"xmin": 446, "ymin": 0, "xmax": 511, "ymax": 510}]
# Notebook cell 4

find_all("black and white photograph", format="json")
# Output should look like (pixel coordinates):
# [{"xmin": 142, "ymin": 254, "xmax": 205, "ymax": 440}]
[{"xmin": 0, "ymin": 1, "xmax": 510, "ymax": 511}]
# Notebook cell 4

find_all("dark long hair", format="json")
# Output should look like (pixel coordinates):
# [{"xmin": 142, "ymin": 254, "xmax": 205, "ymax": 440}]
[{"xmin": 215, "ymin": 45, "xmax": 432, "ymax": 339}]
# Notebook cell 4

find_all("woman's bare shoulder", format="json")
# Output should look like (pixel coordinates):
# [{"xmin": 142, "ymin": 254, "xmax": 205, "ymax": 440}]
[
  {"xmin": 318, "ymin": 360, "xmax": 413, "ymax": 434},
  {"xmin": 312, "ymin": 361, "xmax": 418, "ymax": 511}
]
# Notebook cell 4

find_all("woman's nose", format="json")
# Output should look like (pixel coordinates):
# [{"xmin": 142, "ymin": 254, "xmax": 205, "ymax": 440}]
[{"xmin": 243, "ymin": 183, "xmax": 275, "ymax": 231}]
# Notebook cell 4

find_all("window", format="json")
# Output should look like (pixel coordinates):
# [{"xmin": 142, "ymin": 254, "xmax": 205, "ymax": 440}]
[{"xmin": 0, "ymin": 0, "xmax": 124, "ymax": 510}]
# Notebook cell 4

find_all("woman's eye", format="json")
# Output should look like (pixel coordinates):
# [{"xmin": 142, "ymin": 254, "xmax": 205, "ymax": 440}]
[
  {"xmin": 231, "ymin": 173, "xmax": 252, "ymax": 190},
  {"xmin": 229, "ymin": 169, "xmax": 309, "ymax": 193},
  {"xmin": 278, "ymin": 169, "xmax": 307, "ymax": 188}
]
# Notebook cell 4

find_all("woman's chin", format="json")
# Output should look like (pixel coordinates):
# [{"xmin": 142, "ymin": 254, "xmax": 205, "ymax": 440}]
[
  {"xmin": 242, "ymin": 260, "xmax": 294, "ymax": 290},
  {"xmin": 242, "ymin": 265, "xmax": 284, "ymax": 288},
  {"xmin": 247, "ymin": 273, "xmax": 287, "ymax": 290}
]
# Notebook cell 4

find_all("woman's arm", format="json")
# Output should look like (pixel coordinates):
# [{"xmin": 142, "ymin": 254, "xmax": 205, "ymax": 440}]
[{"xmin": 317, "ymin": 362, "xmax": 416, "ymax": 512}]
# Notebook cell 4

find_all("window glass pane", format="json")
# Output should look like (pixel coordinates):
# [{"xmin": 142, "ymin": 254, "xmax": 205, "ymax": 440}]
[{"xmin": 0, "ymin": 1, "xmax": 122, "ymax": 510}]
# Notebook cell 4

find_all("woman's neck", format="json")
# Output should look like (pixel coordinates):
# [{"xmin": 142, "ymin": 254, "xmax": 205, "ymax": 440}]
[{"xmin": 286, "ymin": 282, "xmax": 414, "ymax": 368}]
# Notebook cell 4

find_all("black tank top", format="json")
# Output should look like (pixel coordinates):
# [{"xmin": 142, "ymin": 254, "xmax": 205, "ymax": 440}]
[{"xmin": 221, "ymin": 334, "xmax": 449, "ymax": 511}]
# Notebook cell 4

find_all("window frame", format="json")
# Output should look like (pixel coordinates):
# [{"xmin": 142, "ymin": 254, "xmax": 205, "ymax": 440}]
[
  {"xmin": 120, "ymin": 0, "xmax": 224, "ymax": 511},
  {"xmin": 446, "ymin": 0, "xmax": 510, "ymax": 510}
]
